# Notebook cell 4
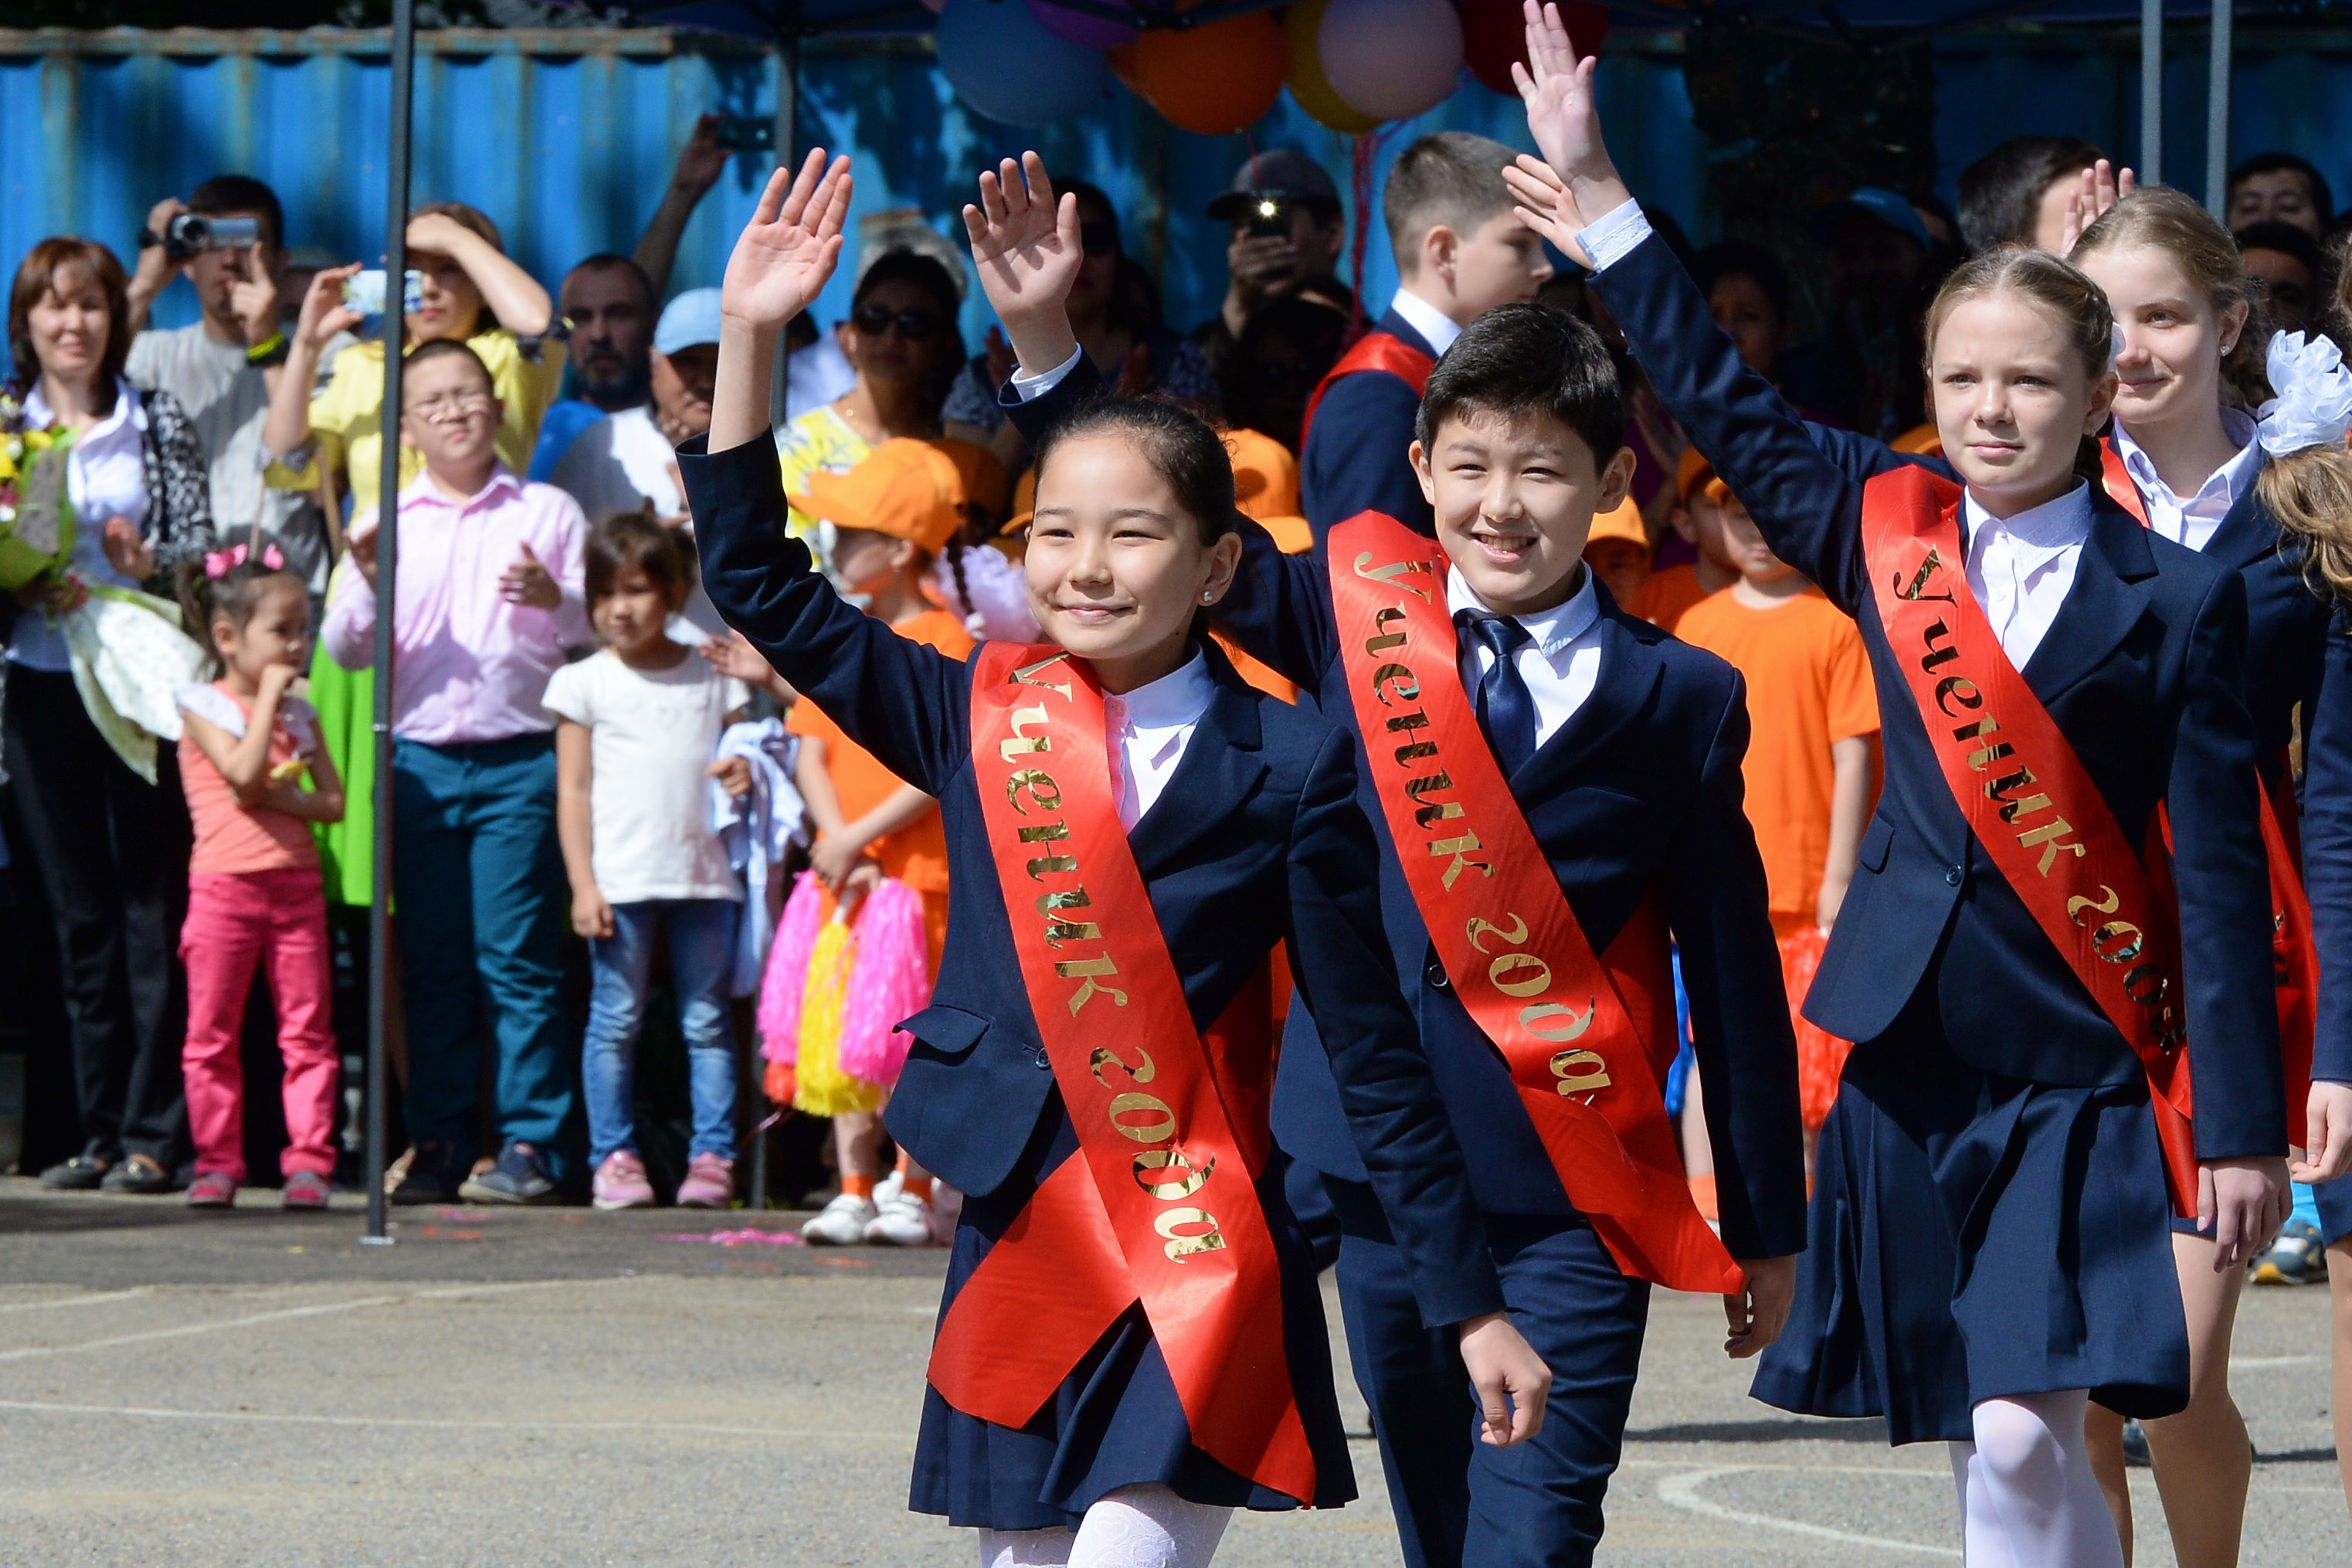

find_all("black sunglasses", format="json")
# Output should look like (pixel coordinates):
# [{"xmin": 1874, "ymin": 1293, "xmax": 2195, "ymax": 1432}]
[
  {"xmin": 1081, "ymin": 221, "xmax": 1118, "ymax": 258},
  {"xmin": 852, "ymin": 305, "xmax": 947, "ymax": 338}
]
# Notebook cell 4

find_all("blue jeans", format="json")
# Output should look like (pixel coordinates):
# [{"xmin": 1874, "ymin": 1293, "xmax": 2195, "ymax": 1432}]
[
  {"xmin": 390, "ymin": 733, "xmax": 573, "ymax": 1176},
  {"xmin": 583, "ymin": 899, "xmax": 741, "ymax": 1166}
]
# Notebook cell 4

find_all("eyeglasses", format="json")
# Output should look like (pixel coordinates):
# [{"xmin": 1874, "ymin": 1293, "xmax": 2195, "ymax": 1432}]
[
  {"xmin": 852, "ymin": 305, "xmax": 946, "ymax": 338},
  {"xmin": 1080, "ymin": 221, "xmax": 1118, "ymax": 258},
  {"xmin": 408, "ymin": 389, "xmax": 494, "ymax": 422}
]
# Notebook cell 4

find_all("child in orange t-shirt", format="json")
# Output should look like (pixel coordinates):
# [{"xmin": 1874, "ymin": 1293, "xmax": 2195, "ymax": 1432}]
[
  {"xmin": 1674, "ymin": 481, "xmax": 1879, "ymax": 1176},
  {"xmin": 773, "ymin": 440, "xmax": 976, "ymax": 1247},
  {"xmin": 1637, "ymin": 447, "xmax": 1738, "ymax": 632}
]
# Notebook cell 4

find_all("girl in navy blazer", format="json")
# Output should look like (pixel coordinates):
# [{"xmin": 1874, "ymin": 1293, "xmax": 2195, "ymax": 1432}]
[
  {"xmin": 678, "ymin": 150, "xmax": 1550, "ymax": 1568},
  {"xmin": 2068, "ymin": 182, "xmax": 2352, "ymax": 1564},
  {"xmin": 1503, "ymin": 7, "xmax": 2291, "ymax": 1563}
]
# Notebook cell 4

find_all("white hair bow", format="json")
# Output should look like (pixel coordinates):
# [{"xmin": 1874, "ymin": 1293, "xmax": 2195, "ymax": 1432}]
[{"xmin": 2258, "ymin": 331, "xmax": 2352, "ymax": 456}]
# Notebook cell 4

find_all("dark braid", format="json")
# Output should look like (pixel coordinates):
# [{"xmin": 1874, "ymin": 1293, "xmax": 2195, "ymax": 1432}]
[{"xmin": 945, "ymin": 534, "xmax": 974, "ymax": 629}]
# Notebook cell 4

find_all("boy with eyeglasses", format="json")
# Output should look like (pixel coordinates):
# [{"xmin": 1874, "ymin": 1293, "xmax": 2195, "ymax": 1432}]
[{"xmin": 323, "ymin": 337, "xmax": 592, "ymax": 1208}]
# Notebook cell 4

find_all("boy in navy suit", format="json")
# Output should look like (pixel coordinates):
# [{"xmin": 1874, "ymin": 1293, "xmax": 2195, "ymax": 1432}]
[
  {"xmin": 1301, "ymin": 131, "xmax": 1556, "ymax": 544},
  {"xmin": 994, "ymin": 183, "xmax": 1806, "ymax": 1568}
]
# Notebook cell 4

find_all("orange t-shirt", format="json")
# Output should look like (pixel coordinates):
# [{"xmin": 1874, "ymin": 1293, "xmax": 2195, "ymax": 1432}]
[
  {"xmin": 175, "ymin": 682, "xmax": 322, "ymax": 876},
  {"xmin": 1637, "ymin": 562, "xmax": 1710, "ymax": 633},
  {"xmin": 1674, "ymin": 586, "xmax": 1879, "ymax": 920},
  {"xmin": 786, "ymin": 608, "xmax": 976, "ymax": 964}
]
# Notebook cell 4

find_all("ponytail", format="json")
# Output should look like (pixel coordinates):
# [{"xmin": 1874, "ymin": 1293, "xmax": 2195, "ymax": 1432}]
[{"xmin": 2247, "ymin": 330, "xmax": 2352, "ymax": 609}]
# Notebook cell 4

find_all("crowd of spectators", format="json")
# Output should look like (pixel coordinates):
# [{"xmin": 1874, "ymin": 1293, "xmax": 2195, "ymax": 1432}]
[{"xmin": 2, "ymin": 120, "xmax": 2346, "ymax": 1217}]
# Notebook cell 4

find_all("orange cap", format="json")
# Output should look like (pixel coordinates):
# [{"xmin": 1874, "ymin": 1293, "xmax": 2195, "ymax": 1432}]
[
  {"xmin": 1000, "ymin": 467, "xmax": 1039, "ymax": 537},
  {"xmin": 1889, "ymin": 422, "xmax": 1944, "ymax": 457},
  {"xmin": 789, "ymin": 439, "xmax": 964, "ymax": 554},
  {"xmin": 931, "ymin": 435, "xmax": 1009, "ymax": 521},
  {"xmin": 1225, "ymin": 427, "xmax": 1302, "ymax": 522},
  {"xmin": 1675, "ymin": 444, "xmax": 1716, "ymax": 504},
  {"xmin": 1584, "ymin": 497, "xmax": 1648, "ymax": 551}
]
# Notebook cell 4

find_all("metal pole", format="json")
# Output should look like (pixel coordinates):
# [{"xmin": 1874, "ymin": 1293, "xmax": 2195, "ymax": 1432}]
[
  {"xmin": 2204, "ymin": 0, "xmax": 2232, "ymax": 218},
  {"xmin": 2140, "ymin": 0, "xmax": 2163, "ymax": 187},
  {"xmin": 769, "ymin": 32, "xmax": 802, "ymax": 429},
  {"xmin": 363, "ymin": 0, "xmax": 417, "ymax": 1247}
]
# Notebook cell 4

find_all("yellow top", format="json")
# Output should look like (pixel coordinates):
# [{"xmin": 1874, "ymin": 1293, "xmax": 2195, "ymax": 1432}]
[
  {"xmin": 776, "ymin": 403, "xmax": 871, "ymax": 541},
  {"xmin": 270, "ymin": 327, "xmax": 565, "ymax": 514}
]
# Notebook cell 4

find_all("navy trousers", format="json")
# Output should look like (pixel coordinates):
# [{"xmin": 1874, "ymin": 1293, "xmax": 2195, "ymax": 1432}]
[
  {"xmin": 1317, "ymin": 1173, "xmax": 1652, "ymax": 1568},
  {"xmin": 389, "ymin": 732, "xmax": 574, "ymax": 1176}
]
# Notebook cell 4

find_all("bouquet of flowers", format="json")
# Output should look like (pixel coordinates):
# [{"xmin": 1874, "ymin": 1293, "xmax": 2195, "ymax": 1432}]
[{"xmin": 0, "ymin": 390, "xmax": 75, "ymax": 591}]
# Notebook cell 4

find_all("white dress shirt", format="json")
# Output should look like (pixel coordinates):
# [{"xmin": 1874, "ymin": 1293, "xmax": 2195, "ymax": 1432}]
[
  {"xmin": 2111, "ymin": 407, "xmax": 2261, "ymax": 554},
  {"xmin": 1105, "ymin": 651, "xmax": 1216, "ymax": 832},
  {"xmin": 1448, "ymin": 565, "xmax": 1605, "ymax": 748},
  {"xmin": 1962, "ymin": 483, "xmax": 2093, "ymax": 669},
  {"xmin": 8, "ymin": 378, "xmax": 152, "ymax": 673},
  {"xmin": 1386, "ymin": 288, "xmax": 1464, "ymax": 358}
]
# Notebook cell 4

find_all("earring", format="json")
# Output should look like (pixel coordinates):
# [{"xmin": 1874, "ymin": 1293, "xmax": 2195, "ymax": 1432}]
[{"xmin": 1201, "ymin": 592, "xmax": 1215, "ymax": 603}]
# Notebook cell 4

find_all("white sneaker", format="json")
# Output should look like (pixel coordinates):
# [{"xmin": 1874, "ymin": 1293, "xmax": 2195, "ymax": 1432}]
[
  {"xmin": 865, "ymin": 1190, "xmax": 939, "ymax": 1246},
  {"xmin": 872, "ymin": 1168, "xmax": 904, "ymax": 1209},
  {"xmin": 802, "ymin": 1191, "xmax": 878, "ymax": 1244}
]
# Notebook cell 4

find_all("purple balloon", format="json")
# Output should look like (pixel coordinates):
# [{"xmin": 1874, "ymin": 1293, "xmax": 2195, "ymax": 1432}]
[{"xmin": 1025, "ymin": 0, "xmax": 1137, "ymax": 49}]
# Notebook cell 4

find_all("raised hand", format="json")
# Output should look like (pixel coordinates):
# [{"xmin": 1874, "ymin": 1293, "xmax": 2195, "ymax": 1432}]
[
  {"xmin": 721, "ymin": 148, "xmax": 854, "ymax": 335},
  {"xmin": 2059, "ymin": 158, "xmax": 2136, "ymax": 256},
  {"xmin": 229, "ymin": 244, "xmax": 281, "ymax": 350},
  {"xmin": 1513, "ymin": 0, "xmax": 1609, "ymax": 190},
  {"xmin": 962, "ymin": 152, "xmax": 1082, "ymax": 375},
  {"xmin": 297, "ymin": 263, "xmax": 365, "ymax": 352}
]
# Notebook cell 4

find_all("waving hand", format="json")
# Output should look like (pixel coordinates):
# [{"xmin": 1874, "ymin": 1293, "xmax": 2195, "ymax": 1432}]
[
  {"xmin": 962, "ymin": 151, "xmax": 1083, "ymax": 378},
  {"xmin": 721, "ymin": 148, "xmax": 854, "ymax": 335}
]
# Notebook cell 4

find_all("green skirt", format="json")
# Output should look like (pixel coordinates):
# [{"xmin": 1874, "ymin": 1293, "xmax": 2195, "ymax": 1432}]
[{"xmin": 308, "ymin": 643, "xmax": 376, "ymax": 908}]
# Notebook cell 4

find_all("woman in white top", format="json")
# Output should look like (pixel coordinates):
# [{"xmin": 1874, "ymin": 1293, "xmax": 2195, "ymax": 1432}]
[{"xmin": 2, "ymin": 235, "xmax": 216, "ymax": 1196}]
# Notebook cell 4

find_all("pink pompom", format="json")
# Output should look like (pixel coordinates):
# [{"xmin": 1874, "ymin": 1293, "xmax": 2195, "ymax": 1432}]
[
  {"xmin": 757, "ymin": 871, "xmax": 825, "ymax": 1064},
  {"xmin": 835, "ymin": 877, "xmax": 932, "ymax": 1087}
]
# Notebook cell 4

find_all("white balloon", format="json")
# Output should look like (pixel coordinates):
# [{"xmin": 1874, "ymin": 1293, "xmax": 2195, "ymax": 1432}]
[{"xmin": 1317, "ymin": 0, "xmax": 1465, "ymax": 123}]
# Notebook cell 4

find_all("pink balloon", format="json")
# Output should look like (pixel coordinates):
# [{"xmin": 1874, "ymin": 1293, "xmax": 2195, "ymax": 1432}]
[
  {"xmin": 1025, "ymin": 0, "xmax": 1136, "ymax": 48},
  {"xmin": 1317, "ymin": 0, "xmax": 1464, "ymax": 122}
]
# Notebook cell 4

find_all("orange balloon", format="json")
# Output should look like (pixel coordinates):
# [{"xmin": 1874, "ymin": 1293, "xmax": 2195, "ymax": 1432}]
[{"xmin": 1132, "ymin": 12, "xmax": 1288, "ymax": 136}]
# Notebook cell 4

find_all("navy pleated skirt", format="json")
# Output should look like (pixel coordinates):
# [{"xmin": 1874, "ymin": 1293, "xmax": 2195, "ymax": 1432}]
[
  {"xmin": 1750, "ymin": 1000, "xmax": 2190, "ymax": 1446},
  {"xmin": 2315, "ymin": 1170, "xmax": 2352, "ymax": 1247},
  {"xmin": 910, "ymin": 1114, "xmax": 1356, "ymax": 1531}
]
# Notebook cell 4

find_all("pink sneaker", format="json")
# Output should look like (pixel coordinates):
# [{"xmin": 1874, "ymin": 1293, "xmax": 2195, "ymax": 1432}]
[
  {"xmin": 592, "ymin": 1150, "xmax": 656, "ymax": 1210},
  {"xmin": 281, "ymin": 1170, "xmax": 332, "ymax": 1210},
  {"xmin": 675, "ymin": 1153, "xmax": 735, "ymax": 1209},
  {"xmin": 185, "ymin": 1172, "xmax": 237, "ymax": 1209}
]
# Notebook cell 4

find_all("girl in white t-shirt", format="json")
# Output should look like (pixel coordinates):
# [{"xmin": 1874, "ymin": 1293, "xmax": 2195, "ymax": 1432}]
[{"xmin": 545, "ymin": 514, "xmax": 752, "ymax": 1210}]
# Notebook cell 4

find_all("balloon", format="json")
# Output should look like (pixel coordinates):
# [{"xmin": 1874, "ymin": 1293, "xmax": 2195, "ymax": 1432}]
[
  {"xmin": 1131, "ymin": 12, "xmax": 1288, "ymax": 137},
  {"xmin": 1461, "ymin": 0, "xmax": 1605, "ymax": 96},
  {"xmin": 1283, "ymin": 0, "xmax": 1380, "ymax": 134},
  {"xmin": 935, "ymin": 0, "xmax": 1110, "ymax": 127},
  {"xmin": 1316, "ymin": 0, "xmax": 1464, "ymax": 123},
  {"xmin": 1027, "ymin": 0, "xmax": 1136, "ymax": 49}
]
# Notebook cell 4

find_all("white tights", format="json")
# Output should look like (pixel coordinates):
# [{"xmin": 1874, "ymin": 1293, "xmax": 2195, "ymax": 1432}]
[
  {"xmin": 1946, "ymin": 1391, "xmax": 2125, "ymax": 1568},
  {"xmin": 978, "ymin": 1485, "xmax": 1233, "ymax": 1568}
]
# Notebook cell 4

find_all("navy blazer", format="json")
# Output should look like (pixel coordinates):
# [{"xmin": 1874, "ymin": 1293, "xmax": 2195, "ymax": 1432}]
[
  {"xmin": 1003, "ymin": 360, "xmax": 1807, "ymax": 1262},
  {"xmin": 679, "ymin": 432, "xmax": 1506, "ymax": 1329},
  {"xmin": 1301, "ymin": 307, "xmax": 1437, "ymax": 543},
  {"xmin": 2301, "ymin": 610, "xmax": 2352, "ymax": 1083},
  {"xmin": 1593, "ymin": 229, "xmax": 2286, "ymax": 1160}
]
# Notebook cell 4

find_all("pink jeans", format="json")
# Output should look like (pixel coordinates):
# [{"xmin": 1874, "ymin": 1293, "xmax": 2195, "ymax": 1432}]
[{"xmin": 181, "ymin": 868, "xmax": 339, "ymax": 1182}]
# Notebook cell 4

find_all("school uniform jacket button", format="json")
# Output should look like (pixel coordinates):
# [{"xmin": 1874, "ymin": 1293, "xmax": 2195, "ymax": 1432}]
[
  {"xmin": 1033, "ymin": 1046, "xmax": 1052, "ymax": 1070},
  {"xmin": 1945, "ymin": 864, "xmax": 1964, "ymax": 887},
  {"xmin": 1425, "ymin": 959, "xmax": 1450, "ymax": 991}
]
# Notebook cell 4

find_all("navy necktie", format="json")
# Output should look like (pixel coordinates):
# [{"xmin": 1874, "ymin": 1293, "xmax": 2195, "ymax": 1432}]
[{"xmin": 1458, "ymin": 609, "xmax": 1537, "ymax": 777}]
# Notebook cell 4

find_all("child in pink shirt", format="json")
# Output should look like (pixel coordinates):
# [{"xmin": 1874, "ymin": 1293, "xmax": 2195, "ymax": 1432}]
[{"xmin": 173, "ymin": 543, "xmax": 347, "ymax": 1209}]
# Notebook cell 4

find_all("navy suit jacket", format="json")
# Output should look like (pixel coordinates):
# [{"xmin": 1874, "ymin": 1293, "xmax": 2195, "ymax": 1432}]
[
  {"xmin": 679, "ymin": 432, "xmax": 1506, "ymax": 1329},
  {"xmin": 1003, "ymin": 360, "xmax": 1807, "ymax": 1263},
  {"xmin": 1593, "ymin": 229, "xmax": 2286, "ymax": 1160},
  {"xmin": 1301, "ymin": 307, "xmax": 1437, "ymax": 543}
]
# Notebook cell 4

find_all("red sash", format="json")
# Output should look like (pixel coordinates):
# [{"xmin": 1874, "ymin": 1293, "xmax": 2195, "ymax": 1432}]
[
  {"xmin": 1861, "ymin": 466, "xmax": 2199, "ymax": 1214},
  {"xmin": 2101, "ymin": 436, "xmax": 2319, "ymax": 1135},
  {"xmin": 925, "ymin": 643, "xmax": 1315, "ymax": 1505},
  {"xmin": 1327, "ymin": 512, "xmax": 1743, "ymax": 1295},
  {"xmin": 1299, "ymin": 332, "xmax": 1436, "ymax": 453}
]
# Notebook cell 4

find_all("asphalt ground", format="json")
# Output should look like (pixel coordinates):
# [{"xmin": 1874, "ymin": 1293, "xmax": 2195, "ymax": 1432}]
[{"xmin": 1, "ymin": 1176, "xmax": 2343, "ymax": 1566}]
